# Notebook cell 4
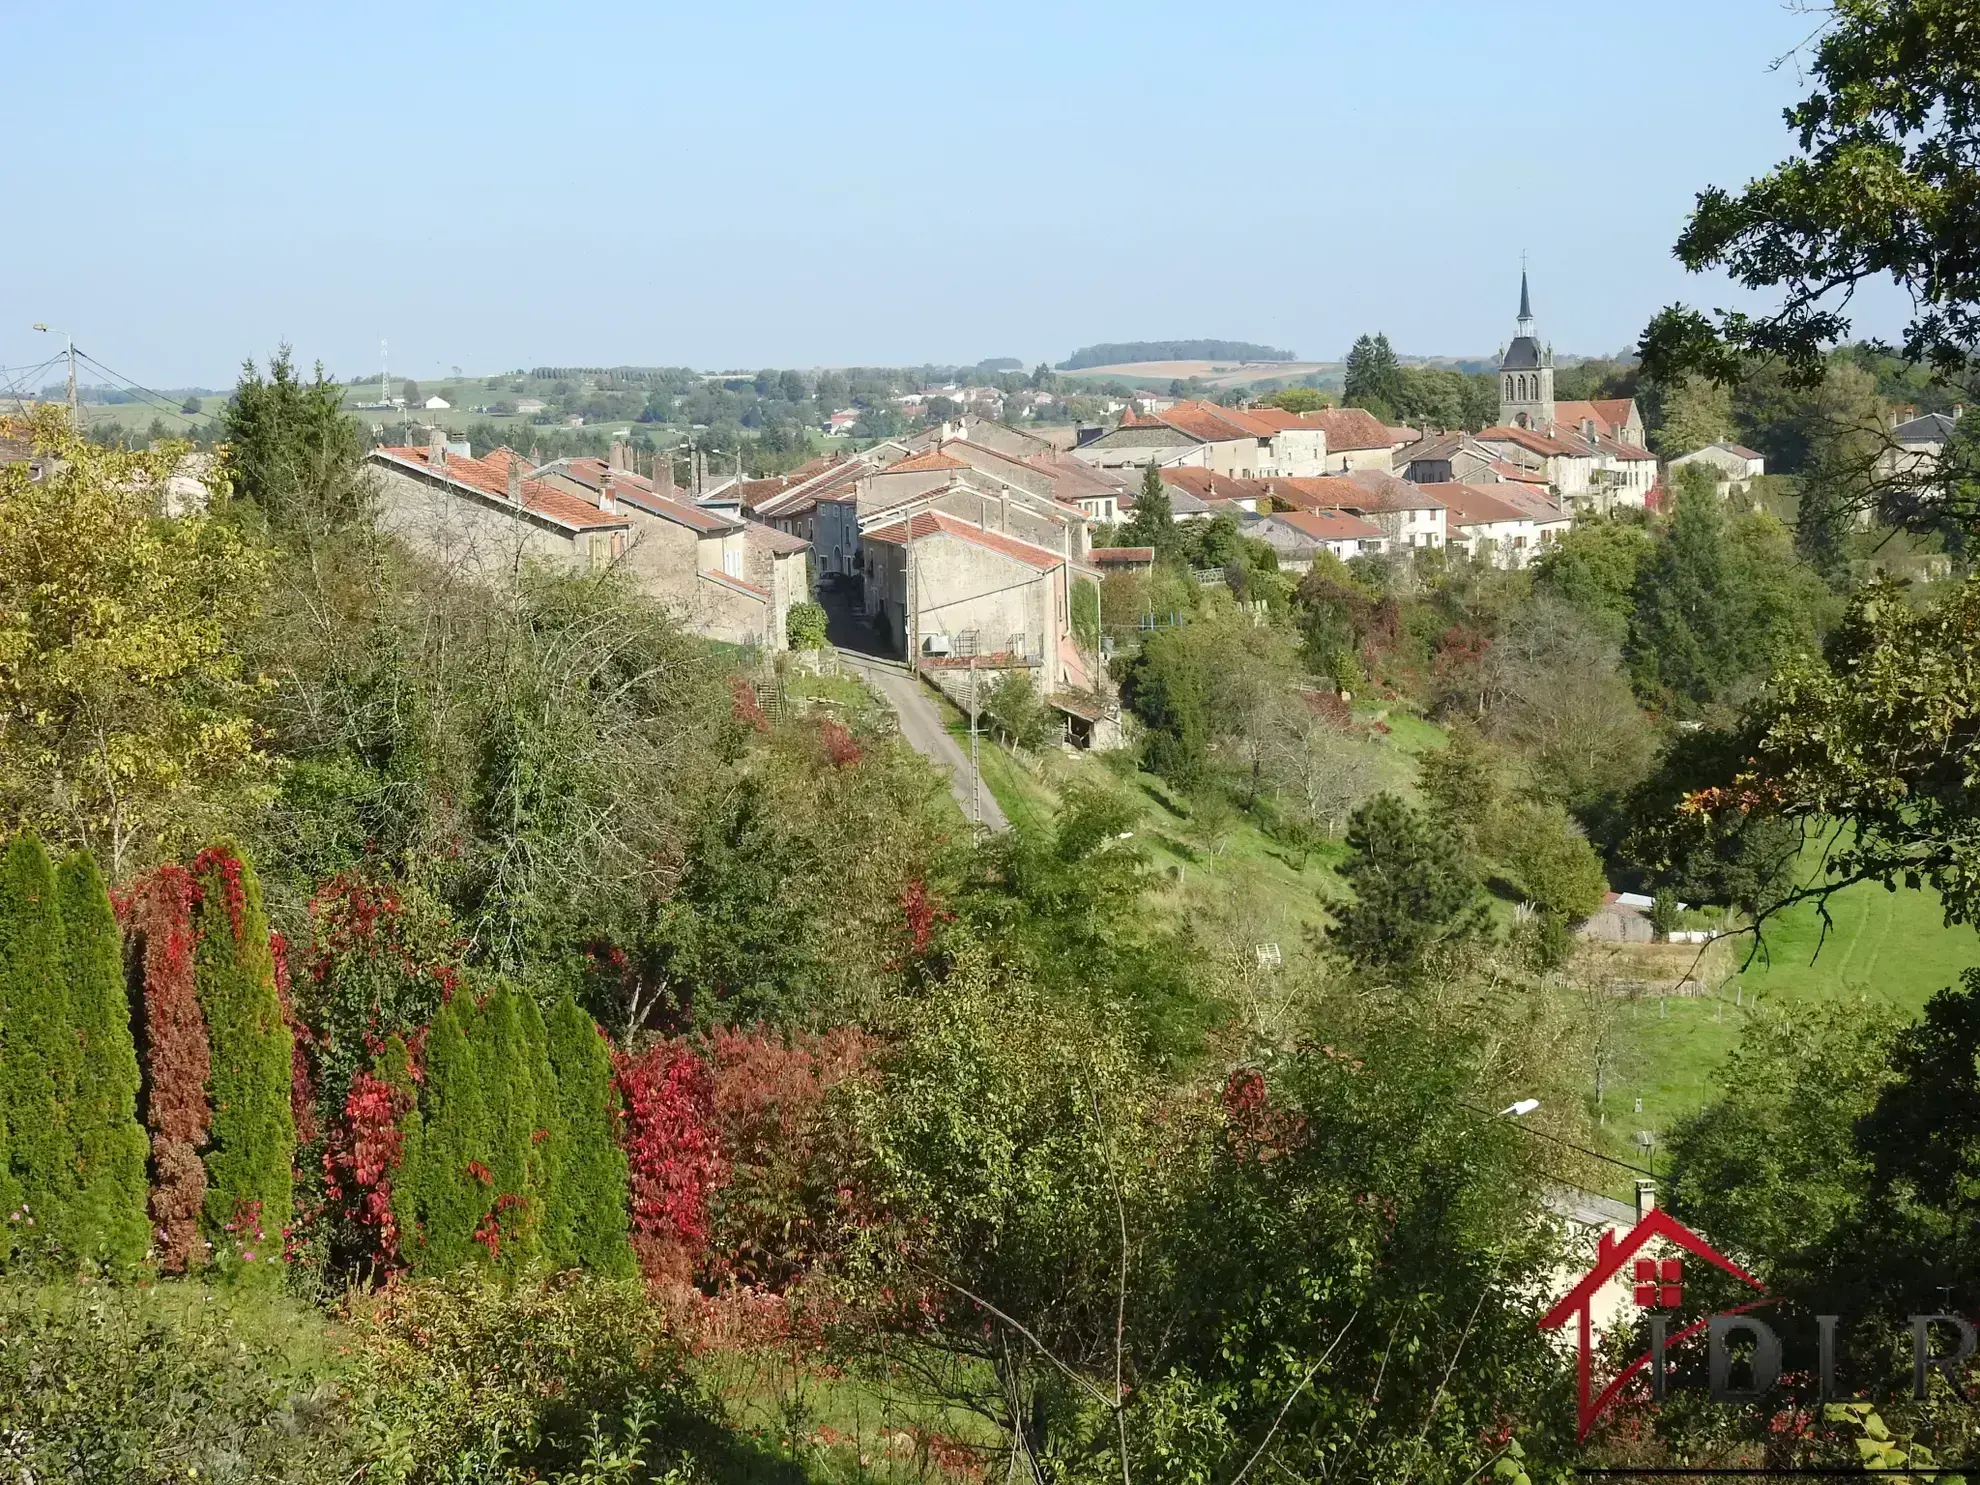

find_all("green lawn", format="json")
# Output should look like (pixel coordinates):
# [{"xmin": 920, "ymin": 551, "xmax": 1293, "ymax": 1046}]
[{"xmin": 1599, "ymin": 850, "xmax": 1980, "ymax": 1168}]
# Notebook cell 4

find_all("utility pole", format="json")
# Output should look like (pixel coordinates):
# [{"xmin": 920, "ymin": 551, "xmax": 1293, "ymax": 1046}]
[
  {"xmin": 964, "ymin": 633, "xmax": 981, "ymax": 827},
  {"xmin": 32, "ymin": 324, "xmax": 77, "ymax": 429}
]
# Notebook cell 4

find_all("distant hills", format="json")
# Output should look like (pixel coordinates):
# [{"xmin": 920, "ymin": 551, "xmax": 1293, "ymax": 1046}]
[{"xmin": 1057, "ymin": 340, "xmax": 1296, "ymax": 371}]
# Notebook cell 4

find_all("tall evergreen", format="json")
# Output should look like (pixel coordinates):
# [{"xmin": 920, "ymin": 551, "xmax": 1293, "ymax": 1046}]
[
  {"xmin": 1124, "ymin": 463, "xmax": 1177, "ymax": 558},
  {"xmin": 402, "ymin": 997, "xmax": 484, "ymax": 1275},
  {"xmin": 1331, "ymin": 794, "xmax": 1490, "ymax": 981},
  {"xmin": 55, "ymin": 851, "xmax": 149, "ymax": 1268},
  {"xmin": 0, "ymin": 835, "xmax": 77, "ymax": 1258},
  {"xmin": 1628, "ymin": 467, "xmax": 1744, "ymax": 706},
  {"xmin": 190, "ymin": 846, "xmax": 295, "ymax": 1274},
  {"xmin": 542, "ymin": 995, "xmax": 634, "ymax": 1276},
  {"xmin": 480, "ymin": 983, "xmax": 546, "ymax": 1272}
]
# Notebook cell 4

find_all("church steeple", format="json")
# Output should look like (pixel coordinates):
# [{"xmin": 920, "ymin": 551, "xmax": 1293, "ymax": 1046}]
[{"xmin": 1498, "ymin": 262, "xmax": 1554, "ymax": 432}]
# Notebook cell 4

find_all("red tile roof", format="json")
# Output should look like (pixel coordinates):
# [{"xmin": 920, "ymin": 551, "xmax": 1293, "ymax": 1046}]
[
  {"xmin": 1476, "ymin": 425, "xmax": 1583, "ymax": 459},
  {"xmin": 1411, "ymin": 482, "xmax": 1528, "ymax": 527},
  {"xmin": 699, "ymin": 568, "xmax": 769, "ymax": 600},
  {"xmin": 1298, "ymin": 407, "xmax": 1400, "ymax": 452},
  {"xmin": 1154, "ymin": 401, "xmax": 1272, "ymax": 443},
  {"xmin": 746, "ymin": 520, "xmax": 811, "ymax": 555},
  {"xmin": 1489, "ymin": 459, "xmax": 1549, "ymax": 486},
  {"xmin": 862, "ymin": 510, "xmax": 1068, "ymax": 572},
  {"xmin": 1270, "ymin": 509, "xmax": 1386, "ymax": 542},
  {"xmin": 1272, "ymin": 474, "xmax": 1447, "ymax": 513},
  {"xmin": 372, "ymin": 446, "xmax": 625, "ymax": 532},
  {"xmin": 884, "ymin": 448, "xmax": 971, "ymax": 473},
  {"xmin": 1092, "ymin": 545, "xmax": 1156, "ymax": 563}
]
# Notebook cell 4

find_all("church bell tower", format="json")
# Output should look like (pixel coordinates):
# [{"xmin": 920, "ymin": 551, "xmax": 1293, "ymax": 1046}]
[{"xmin": 1498, "ymin": 269, "xmax": 1554, "ymax": 431}]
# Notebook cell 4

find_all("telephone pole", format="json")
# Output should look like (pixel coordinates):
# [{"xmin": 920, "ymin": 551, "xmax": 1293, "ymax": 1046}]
[{"xmin": 32, "ymin": 324, "xmax": 77, "ymax": 429}]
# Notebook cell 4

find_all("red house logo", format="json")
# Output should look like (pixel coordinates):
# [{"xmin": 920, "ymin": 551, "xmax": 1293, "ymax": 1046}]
[{"xmin": 1539, "ymin": 1206, "xmax": 1769, "ymax": 1439}]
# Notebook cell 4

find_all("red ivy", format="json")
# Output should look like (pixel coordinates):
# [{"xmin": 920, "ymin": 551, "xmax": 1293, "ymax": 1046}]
[
  {"xmin": 116, "ymin": 865, "xmax": 211, "ymax": 1273},
  {"xmin": 613, "ymin": 1043, "xmax": 725, "ymax": 1282},
  {"xmin": 322, "ymin": 1067, "xmax": 417, "ymax": 1269},
  {"xmin": 1220, "ymin": 1067, "xmax": 1309, "ymax": 1163}
]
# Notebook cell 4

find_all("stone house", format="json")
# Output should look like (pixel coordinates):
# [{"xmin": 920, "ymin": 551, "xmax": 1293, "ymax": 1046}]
[
  {"xmin": 1668, "ymin": 441, "xmax": 1766, "ymax": 493},
  {"xmin": 1248, "ymin": 509, "xmax": 1389, "ymax": 569},
  {"xmin": 367, "ymin": 437, "xmax": 630, "ymax": 583},
  {"xmin": 859, "ymin": 509, "xmax": 1098, "ymax": 694},
  {"xmin": 1296, "ymin": 407, "xmax": 1410, "ymax": 473},
  {"xmin": 1271, "ymin": 472, "xmax": 1448, "ymax": 550},
  {"xmin": 1414, "ymin": 482, "xmax": 1544, "ymax": 567}
]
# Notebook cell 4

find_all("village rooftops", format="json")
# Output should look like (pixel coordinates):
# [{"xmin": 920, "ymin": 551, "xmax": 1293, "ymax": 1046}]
[
  {"xmin": 1269, "ymin": 472, "xmax": 1447, "ymax": 514},
  {"xmin": 371, "ymin": 445, "xmax": 627, "ymax": 533},
  {"xmin": 1297, "ymin": 407, "xmax": 1401, "ymax": 452},
  {"xmin": 1894, "ymin": 410, "xmax": 1960, "ymax": 443},
  {"xmin": 1409, "ymin": 481, "xmax": 1530, "ymax": 527},
  {"xmin": 1267, "ymin": 508, "xmax": 1387, "ymax": 542}
]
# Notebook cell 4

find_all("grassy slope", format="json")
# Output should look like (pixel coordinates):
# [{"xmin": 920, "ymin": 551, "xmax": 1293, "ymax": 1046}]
[{"xmin": 1599, "ymin": 849, "xmax": 1980, "ymax": 1164}]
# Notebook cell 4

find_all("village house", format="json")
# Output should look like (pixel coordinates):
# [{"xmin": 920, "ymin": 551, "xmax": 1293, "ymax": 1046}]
[
  {"xmin": 1298, "ymin": 407, "xmax": 1415, "ymax": 472},
  {"xmin": 1070, "ymin": 400, "xmax": 1331, "ymax": 478},
  {"xmin": 858, "ymin": 506, "xmax": 1098, "ymax": 695},
  {"xmin": 464, "ymin": 442, "xmax": 808, "ymax": 650},
  {"xmin": 367, "ymin": 434, "xmax": 631, "ymax": 583},
  {"xmin": 1667, "ymin": 441, "xmax": 1766, "ymax": 494},
  {"xmin": 1271, "ymin": 471, "xmax": 1448, "ymax": 550},
  {"xmin": 1412, "ymin": 482, "xmax": 1546, "ymax": 567},
  {"xmin": 1879, "ymin": 409, "xmax": 1961, "ymax": 482},
  {"xmin": 1090, "ymin": 545, "xmax": 1156, "ymax": 574},
  {"xmin": 1247, "ymin": 508, "xmax": 1389, "ymax": 570}
]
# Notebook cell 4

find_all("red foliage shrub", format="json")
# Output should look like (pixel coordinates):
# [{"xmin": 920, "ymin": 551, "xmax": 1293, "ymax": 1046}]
[
  {"xmin": 817, "ymin": 718, "xmax": 862, "ymax": 769},
  {"xmin": 613, "ymin": 1043, "xmax": 724, "ymax": 1282},
  {"xmin": 115, "ymin": 866, "xmax": 211, "ymax": 1272},
  {"xmin": 702, "ymin": 1025, "xmax": 876, "ymax": 1289},
  {"xmin": 1220, "ymin": 1066, "xmax": 1309, "ymax": 1163},
  {"xmin": 730, "ymin": 676, "xmax": 770, "ymax": 733}
]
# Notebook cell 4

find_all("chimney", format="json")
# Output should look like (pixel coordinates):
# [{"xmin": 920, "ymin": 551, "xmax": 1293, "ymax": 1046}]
[
  {"xmin": 428, "ymin": 427, "xmax": 446, "ymax": 468},
  {"xmin": 507, "ymin": 455, "xmax": 522, "ymax": 504},
  {"xmin": 598, "ymin": 472, "xmax": 618, "ymax": 516},
  {"xmin": 657, "ymin": 453, "xmax": 676, "ymax": 499},
  {"xmin": 1635, "ymin": 1179, "xmax": 1658, "ymax": 1221},
  {"xmin": 609, "ymin": 439, "xmax": 628, "ymax": 471},
  {"xmin": 998, "ymin": 489, "xmax": 1010, "ymax": 532}
]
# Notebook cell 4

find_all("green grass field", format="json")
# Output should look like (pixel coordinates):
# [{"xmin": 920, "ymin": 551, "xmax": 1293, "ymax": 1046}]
[{"xmin": 1599, "ymin": 852, "xmax": 1980, "ymax": 1166}]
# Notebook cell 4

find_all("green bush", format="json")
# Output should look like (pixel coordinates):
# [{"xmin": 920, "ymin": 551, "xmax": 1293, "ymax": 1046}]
[
  {"xmin": 0, "ymin": 834, "xmax": 76, "ymax": 1259},
  {"xmin": 397, "ymin": 996, "xmax": 483, "ymax": 1275},
  {"xmin": 191, "ymin": 847, "xmax": 296, "ymax": 1276},
  {"xmin": 350, "ymin": 1273, "xmax": 709, "ymax": 1480},
  {"xmin": 0, "ymin": 1282, "xmax": 353, "ymax": 1481},
  {"xmin": 56, "ymin": 851, "xmax": 150, "ymax": 1270},
  {"xmin": 543, "ymin": 995, "xmax": 635, "ymax": 1276},
  {"xmin": 785, "ymin": 599, "xmax": 828, "ymax": 650}
]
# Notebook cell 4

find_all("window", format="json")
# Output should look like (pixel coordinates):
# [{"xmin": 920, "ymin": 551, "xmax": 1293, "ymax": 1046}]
[{"xmin": 723, "ymin": 546, "xmax": 742, "ymax": 578}]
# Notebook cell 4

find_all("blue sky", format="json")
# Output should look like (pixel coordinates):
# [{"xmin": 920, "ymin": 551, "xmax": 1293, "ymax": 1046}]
[{"xmin": 0, "ymin": 1, "xmax": 1903, "ymax": 388}]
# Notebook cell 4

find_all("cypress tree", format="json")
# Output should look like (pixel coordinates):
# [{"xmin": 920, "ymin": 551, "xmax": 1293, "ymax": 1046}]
[
  {"xmin": 404, "ymin": 997, "xmax": 484, "ymax": 1275},
  {"xmin": 543, "ymin": 995, "xmax": 634, "ymax": 1277},
  {"xmin": 0, "ymin": 834, "xmax": 77, "ymax": 1259},
  {"xmin": 55, "ymin": 852, "xmax": 149, "ymax": 1269},
  {"xmin": 190, "ymin": 846, "xmax": 295, "ymax": 1276},
  {"xmin": 479, "ymin": 983, "xmax": 544, "ymax": 1272}
]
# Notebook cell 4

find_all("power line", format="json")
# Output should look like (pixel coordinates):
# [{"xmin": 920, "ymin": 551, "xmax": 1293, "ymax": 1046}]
[
  {"xmin": 72, "ymin": 351, "xmax": 206, "ymax": 431},
  {"xmin": 1458, "ymin": 1103, "xmax": 1654, "ymax": 1178}
]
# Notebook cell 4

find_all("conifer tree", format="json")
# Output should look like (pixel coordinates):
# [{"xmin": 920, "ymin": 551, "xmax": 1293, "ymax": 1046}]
[
  {"xmin": 190, "ymin": 846, "xmax": 295, "ymax": 1275},
  {"xmin": 0, "ymin": 834, "xmax": 76, "ymax": 1257},
  {"xmin": 403, "ymin": 997, "xmax": 484, "ymax": 1275},
  {"xmin": 55, "ymin": 851, "xmax": 149, "ymax": 1268},
  {"xmin": 543, "ymin": 995, "xmax": 634, "ymax": 1276},
  {"xmin": 1628, "ymin": 466, "xmax": 1743, "ymax": 707},
  {"xmin": 479, "ymin": 983, "xmax": 545, "ymax": 1272},
  {"xmin": 1124, "ymin": 463, "xmax": 1177, "ymax": 558}
]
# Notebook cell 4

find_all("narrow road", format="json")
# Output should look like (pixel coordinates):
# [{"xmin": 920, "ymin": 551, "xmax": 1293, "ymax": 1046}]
[{"xmin": 840, "ymin": 652, "xmax": 1010, "ymax": 833}]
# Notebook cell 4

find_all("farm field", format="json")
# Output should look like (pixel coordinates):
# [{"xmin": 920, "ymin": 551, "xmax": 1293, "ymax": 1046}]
[{"xmin": 1059, "ymin": 359, "xmax": 1335, "ymax": 389}]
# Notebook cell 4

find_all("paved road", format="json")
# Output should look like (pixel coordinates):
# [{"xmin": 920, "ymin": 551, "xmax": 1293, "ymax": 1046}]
[{"xmin": 840, "ymin": 652, "xmax": 1009, "ymax": 833}]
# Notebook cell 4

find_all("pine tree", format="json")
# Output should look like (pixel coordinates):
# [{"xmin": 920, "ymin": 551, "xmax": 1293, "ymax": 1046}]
[
  {"xmin": 0, "ymin": 834, "xmax": 77, "ymax": 1259},
  {"xmin": 55, "ymin": 851, "xmax": 149, "ymax": 1268},
  {"xmin": 1124, "ymin": 464, "xmax": 1176, "ymax": 558},
  {"xmin": 543, "ymin": 995, "xmax": 634, "ymax": 1276},
  {"xmin": 1342, "ymin": 333, "xmax": 1403, "ymax": 420},
  {"xmin": 190, "ymin": 846, "xmax": 295, "ymax": 1276},
  {"xmin": 1628, "ymin": 465, "xmax": 1744, "ymax": 706},
  {"xmin": 1331, "ymin": 794, "xmax": 1489, "ymax": 980}
]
